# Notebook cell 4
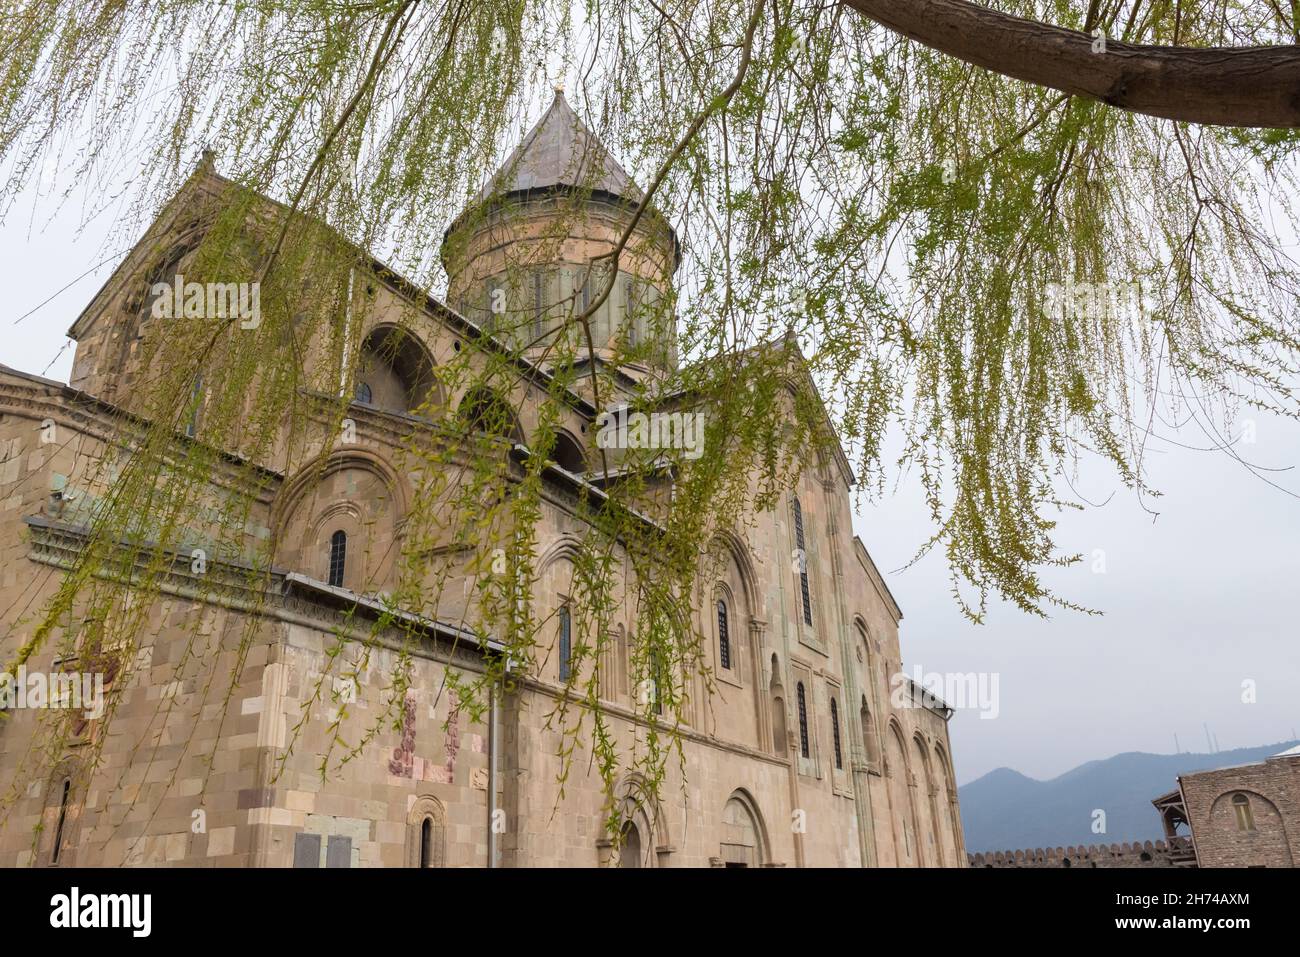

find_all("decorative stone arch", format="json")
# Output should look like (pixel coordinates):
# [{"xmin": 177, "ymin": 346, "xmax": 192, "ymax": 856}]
[
  {"xmin": 852, "ymin": 615, "xmax": 873, "ymax": 664},
  {"xmin": 456, "ymin": 385, "xmax": 525, "ymax": 443},
  {"xmin": 912, "ymin": 731, "xmax": 943, "ymax": 866},
  {"xmin": 535, "ymin": 535, "xmax": 586, "ymax": 579},
  {"xmin": 711, "ymin": 579, "xmax": 739, "ymax": 676},
  {"xmin": 535, "ymin": 536, "xmax": 585, "ymax": 682},
  {"xmin": 405, "ymin": 795, "xmax": 448, "ymax": 868},
  {"xmin": 271, "ymin": 448, "xmax": 409, "ymax": 590},
  {"xmin": 39, "ymin": 756, "xmax": 86, "ymax": 866},
  {"xmin": 884, "ymin": 718, "xmax": 919, "ymax": 866},
  {"xmin": 272, "ymin": 447, "xmax": 410, "ymax": 535},
  {"xmin": 717, "ymin": 788, "xmax": 771, "ymax": 867},
  {"xmin": 705, "ymin": 529, "xmax": 765, "ymax": 740},
  {"xmin": 549, "ymin": 428, "xmax": 587, "ymax": 474},
  {"xmin": 1208, "ymin": 789, "xmax": 1292, "ymax": 863},
  {"xmin": 706, "ymin": 529, "xmax": 761, "ymax": 620},
  {"xmin": 601, "ymin": 773, "xmax": 668, "ymax": 867},
  {"xmin": 933, "ymin": 741, "xmax": 963, "ymax": 862},
  {"xmin": 354, "ymin": 323, "xmax": 443, "ymax": 414},
  {"xmin": 123, "ymin": 229, "xmax": 205, "ymax": 329}
]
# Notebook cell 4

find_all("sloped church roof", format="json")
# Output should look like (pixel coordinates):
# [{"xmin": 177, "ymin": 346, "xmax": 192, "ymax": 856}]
[{"xmin": 473, "ymin": 90, "xmax": 643, "ymax": 205}]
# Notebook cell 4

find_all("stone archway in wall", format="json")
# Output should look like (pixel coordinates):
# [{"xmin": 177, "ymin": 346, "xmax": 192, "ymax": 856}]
[
  {"xmin": 884, "ymin": 720, "xmax": 919, "ymax": 867},
  {"xmin": 718, "ymin": 789, "xmax": 770, "ymax": 867},
  {"xmin": 271, "ymin": 449, "xmax": 408, "ymax": 593},
  {"xmin": 602, "ymin": 774, "xmax": 666, "ymax": 868},
  {"xmin": 704, "ymin": 529, "xmax": 766, "ymax": 747},
  {"xmin": 353, "ymin": 324, "xmax": 442, "ymax": 414},
  {"xmin": 913, "ymin": 734, "xmax": 943, "ymax": 867},
  {"xmin": 1207, "ymin": 790, "xmax": 1293, "ymax": 866},
  {"xmin": 933, "ymin": 743, "xmax": 961, "ymax": 865},
  {"xmin": 456, "ymin": 386, "xmax": 525, "ymax": 444}
]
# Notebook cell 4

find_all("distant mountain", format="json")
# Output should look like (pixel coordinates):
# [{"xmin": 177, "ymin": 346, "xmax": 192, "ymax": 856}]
[{"xmin": 958, "ymin": 740, "xmax": 1299, "ymax": 853}]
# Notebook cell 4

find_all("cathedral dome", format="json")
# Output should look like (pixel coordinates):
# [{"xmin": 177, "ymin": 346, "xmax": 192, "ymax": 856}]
[{"xmin": 441, "ymin": 91, "xmax": 678, "ymax": 378}]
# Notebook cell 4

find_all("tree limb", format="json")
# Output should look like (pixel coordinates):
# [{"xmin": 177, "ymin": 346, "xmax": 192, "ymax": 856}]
[{"xmin": 842, "ymin": 0, "xmax": 1300, "ymax": 127}]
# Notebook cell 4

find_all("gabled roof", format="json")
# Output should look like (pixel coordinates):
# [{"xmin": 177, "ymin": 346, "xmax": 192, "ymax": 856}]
[{"xmin": 473, "ymin": 90, "xmax": 643, "ymax": 205}]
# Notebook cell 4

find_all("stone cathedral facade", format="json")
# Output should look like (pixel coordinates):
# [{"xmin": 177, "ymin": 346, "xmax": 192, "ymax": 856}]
[{"xmin": 0, "ymin": 94, "xmax": 966, "ymax": 868}]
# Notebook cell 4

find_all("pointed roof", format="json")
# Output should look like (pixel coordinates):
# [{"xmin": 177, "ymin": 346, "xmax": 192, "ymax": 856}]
[{"xmin": 473, "ymin": 90, "xmax": 643, "ymax": 205}]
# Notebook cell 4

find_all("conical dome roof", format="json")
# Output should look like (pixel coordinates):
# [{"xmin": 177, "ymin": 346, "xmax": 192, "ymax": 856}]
[{"xmin": 472, "ymin": 90, "xmax": 643, "ymax": 205}]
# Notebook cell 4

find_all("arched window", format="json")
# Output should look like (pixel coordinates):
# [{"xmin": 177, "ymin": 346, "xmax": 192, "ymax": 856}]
[
  {"xmin": 861, "ymin": 697, "xmax": 881, "ymax": 766},
  {"xmin": 1232, "ymin": 793, "xmax": 1255, "ymax": 832},
  {"xmin": 51, "ymin": 779, "xmax": 71, "ymax": 864},
  {"xmin": 354, "ymin": 381, "xmax": 373, "ymax": 404},
  {"xmin": 830, "ymin": 697, "xmax": 843, "ymax": 770},
  {"xmin": 796, "ymin": 682, "xmax": 809, "ymax": 758},
  {"xmin": 458, "ymin": 387, "xmax": 522, "ymax": 442},
  {"xmin": 420, "ymin": 818, "xmax": 434, "ymax": 867},
  {"xmin": 717, "ymin": 599, "xmax": 731, "ymax": 670},
  {"xmin": 559, "ymin": 606, "xmax": 572, "ymax": 681},
  {"xmin": 792, "ymin": 497, "xmax": 813, "ymax": 626},
  {"xmin": 327, "ymin": 530, "xmax": 347, "ymax": 587}
]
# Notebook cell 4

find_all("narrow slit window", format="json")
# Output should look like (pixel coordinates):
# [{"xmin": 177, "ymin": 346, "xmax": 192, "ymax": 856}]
[
  {"xmin": 52, "ymin": 779, "xmax": 71, "ymax": 863},
  {"xmin": 559, "ymin": 605, "xmax": 572, "ymax": 681},
  {"xmin": 793, "ymin": 497, "xmax": 813, "ymax": 626},
  {"xmin": 328, "ymin": 530, "xmax": 347, "ymax": 587},
  {"xmin": 830, "ymin": 698, "xmax": 843, "ymax": 770},
  {"xmin": 717, "ymin": 600, "xmax": 731, "ymax": 670},
  {"xmin": 796, "ymin": 682, "xmax": 809, "ymax": 758}
]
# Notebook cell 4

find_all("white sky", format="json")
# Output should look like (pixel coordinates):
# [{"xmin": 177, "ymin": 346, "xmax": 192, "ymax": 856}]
[{"xmin": 3, "ymin": 142, "xmax": 1297, "ymax": 789}]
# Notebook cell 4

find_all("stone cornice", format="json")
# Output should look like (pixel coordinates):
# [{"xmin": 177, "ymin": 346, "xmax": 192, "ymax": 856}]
[
  {"xmin": 23, "ymin": 516, "xmax": 494, "ymax": 671},
  {"xmin": 0, "ymin": 363, "xmax": 280, "ymax": 505}
]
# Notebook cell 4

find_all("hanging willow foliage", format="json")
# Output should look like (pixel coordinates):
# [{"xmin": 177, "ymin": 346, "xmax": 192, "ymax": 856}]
[{"xmin": 1, "ymin": 0, "xmax": 1298, "ymax": 837}]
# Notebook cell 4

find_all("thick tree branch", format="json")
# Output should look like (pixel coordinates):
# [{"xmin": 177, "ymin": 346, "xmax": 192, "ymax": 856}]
[{"xmin": 843, "ymin": 0, "xmax": 1300, "ymax": 127}]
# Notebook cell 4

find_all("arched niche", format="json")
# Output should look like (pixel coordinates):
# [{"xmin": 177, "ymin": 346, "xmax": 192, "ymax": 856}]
[
  {"xmin": 550, "ymin": 430, "xmax": 587, "ymax": 474},
  {"xmin": 719, "ymin": 789, "xmax": 769, "ymax": 867},
  {"xmin": 456, "ymin": 385, "xmax": 524, "ymax": 443},
  {"xmin": 353, "ymin": 324, "xmax": 441, "ymax": 414},
  {"xmin": 769, "ymin": 653, "xmax": 787, "ymax": 756},
  {"xmin": 884, "ymin": 719, "xmax": 917, "ymax": 867},
  {"xmin": 933, "ymin": 743, "xmax": 961, "ymax": 864},
  {"xmin": 912, "ymin": 733, "xmax": 941, "ymax": 867},
  {"xmin": 605, "ymin": 774, "xmax": 666, "ymax": 868},
  {"xmin": 272, "ymin": 449, "xmax": 407, "ymax": 592}
]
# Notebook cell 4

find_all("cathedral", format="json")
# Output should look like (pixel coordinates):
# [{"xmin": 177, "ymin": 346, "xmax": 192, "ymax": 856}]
[{"xmin": 0, "ymin": 92, "xmax": 966, "ymax": 867}]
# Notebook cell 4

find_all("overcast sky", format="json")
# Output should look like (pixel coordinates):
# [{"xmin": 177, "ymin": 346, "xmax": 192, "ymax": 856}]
[{"xmin": 3, "ymin": 159, "xmax": 1297, "ymax": 789}]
